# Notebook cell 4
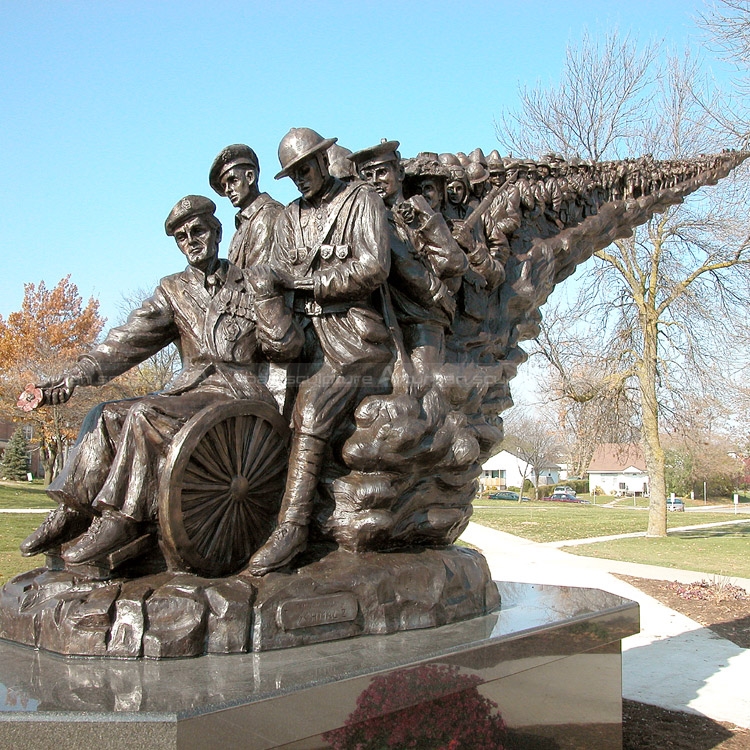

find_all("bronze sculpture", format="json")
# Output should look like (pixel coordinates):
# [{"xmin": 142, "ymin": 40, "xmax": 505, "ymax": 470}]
[
  {"xmin": 2, "ymin": 129, "xmax": 746, "ymax": 657},
  {"xmin": 19, "ymin": 195, "xmax": 302, "ymax": 574}
]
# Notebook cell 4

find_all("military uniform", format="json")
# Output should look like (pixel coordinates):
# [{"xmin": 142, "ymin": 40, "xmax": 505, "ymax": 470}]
[
  {"xmin": 227, "ymin": 192, "xmax": 283, "ymax": 268},
  {"xmin": 272, "ymin": 176, "xmax": 392, "ymax": 441},
  {"xmin": 22, "ymin": 195, "xmax": 302, "ymax": 564},
  {"xmin": 209, "ymin": 144, "xmax": 282, "ymax": 269},
  {"xmin": 49, "ymin": 257, "xmax": 301, "ymax": 525},
  {"xmin": 247, "ymin": 128, "xmax": 393, "ymax": 574}
]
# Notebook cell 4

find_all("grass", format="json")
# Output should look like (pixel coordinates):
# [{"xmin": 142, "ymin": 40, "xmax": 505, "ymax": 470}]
[
  {"xmin": 0, "ymin": 482, "xmax": 55, "ymax": 585},
  {"xmin": 0, "ymin": 514, "xmax": 49, "ymax": 584},
  {"xmin": 566, "ymin": 524, "xmax": 750, "ymax": 579},
  {"xmin": 470, "ymin": 501, "xmax": 746, "ymax": 543},
  {"xmin": 0, "ymin": 480, "xmax": 55, "ymax": 510}
]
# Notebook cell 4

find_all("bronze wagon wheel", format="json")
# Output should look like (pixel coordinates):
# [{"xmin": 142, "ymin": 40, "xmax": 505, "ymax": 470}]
[{"xmin": 159, "ymin": 400, "xmax": 289, "ymax": 577}]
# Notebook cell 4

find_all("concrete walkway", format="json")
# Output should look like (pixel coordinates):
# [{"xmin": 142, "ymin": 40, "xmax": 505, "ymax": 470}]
[{"xmin": 460, "ymin": 522, "xmax": 750, "ymax": 730}]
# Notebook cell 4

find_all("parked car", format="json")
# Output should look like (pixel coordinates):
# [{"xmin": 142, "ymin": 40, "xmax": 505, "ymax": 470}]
[
  {"xmin": 553, "ymin": 485, "xmax": 577, "ymax": 497},
  {"xmin": 666, "ymin": 497, "xmax": 685, "ymax": 512},
  {"xmin": 543, "ymin": 492, "xmax": 579, "ymax": 503},
  {"xmin": 489, "ymin": 490, "xmax": 519, "ymax": 501}
]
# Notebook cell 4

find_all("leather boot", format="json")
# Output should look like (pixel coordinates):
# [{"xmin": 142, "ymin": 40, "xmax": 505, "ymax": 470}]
[
  {"xmin": 246, "ymin": 434, "xmax": 326, "ymax": 575},
  {"xmin": 20, "ymin": 505, "xmax": 90, "ymax": 557},
  {"xmin": 62, "ymin": 509, "xmax": 139, "ymax": 564}
]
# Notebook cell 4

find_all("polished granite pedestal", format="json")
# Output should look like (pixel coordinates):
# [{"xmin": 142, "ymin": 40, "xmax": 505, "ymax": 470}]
[{"xmin": 0, "ymin": 581, "xmax": 639, "ymax": 749}]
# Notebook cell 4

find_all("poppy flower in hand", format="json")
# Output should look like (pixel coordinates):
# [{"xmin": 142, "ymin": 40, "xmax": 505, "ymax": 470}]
[{"xmin": 17, "ymin": 384, "xmax": 43, "ymax": 412}]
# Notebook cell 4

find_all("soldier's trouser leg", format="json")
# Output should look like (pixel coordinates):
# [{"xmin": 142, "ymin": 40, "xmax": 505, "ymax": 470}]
[
  {"xmin": 276, "ymin": 433, "xmax": 328, "ymax": 525},
  {"xmin": 280, "ymin": 365, "xmax": 363, "ymax": 524},
  {"xmin": 47, "ymin": 399, "xmax": 136, "ymax": 512},
  {"xmin": 94, "ymin": 391, "xmax": 231, "ymax": 522}
]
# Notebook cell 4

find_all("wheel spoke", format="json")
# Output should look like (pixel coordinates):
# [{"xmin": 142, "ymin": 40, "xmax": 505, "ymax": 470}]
[
  {"xmin": 191, "ymin": 441, "xmax": 231, "ymax": 482},
  {"xmin": 206, "ymin": 423, "xmax": 235, "ymax": 477},
  {"xmin": 233, "ymin": 416, "xmax": 247, "ymax": 475},
  {"xmin": 245, "ymin": 442, "xmax": 287, "ymax": 488},
  {"xmin": 184, "ymin": 460, "xmax": 226, "ymax": 485},
  {"xmin": 202, "ymin": 500, "xmax": 239, "ymax": 561},
  {"xmin": 240, "ymin": 419, "xmax": 272, "ymax": 477},
  {"xmin": 181, "ymin": 481, "xmax": 229, "ymax": 493},
  {"xmin": 186, "ymin": 494, "xmax": 232, "ymax": 549},
  {"xmin": 245, "ymin": 434, "xmax": 285, "ymax": 477}
]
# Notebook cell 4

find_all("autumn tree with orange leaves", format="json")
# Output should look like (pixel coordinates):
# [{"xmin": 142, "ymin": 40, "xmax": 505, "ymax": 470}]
[{"xmin": 0, "ymin": 276, "xmax": 105, "ymax": 483}]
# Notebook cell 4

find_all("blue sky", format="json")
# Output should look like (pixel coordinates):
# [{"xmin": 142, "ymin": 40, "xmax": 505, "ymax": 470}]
[{"xmin": 0, "ymin": 0, "xmax": 726, "ymax": 326}]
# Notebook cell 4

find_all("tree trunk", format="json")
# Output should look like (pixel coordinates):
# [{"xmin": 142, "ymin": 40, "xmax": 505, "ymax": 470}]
[
  {"xmin": 639, "ymin": 320, "xmax": 667, "ymax": 537},
  {"xmin": 40, "ymin": 440, "xmax": 56, "ymax": 486}
]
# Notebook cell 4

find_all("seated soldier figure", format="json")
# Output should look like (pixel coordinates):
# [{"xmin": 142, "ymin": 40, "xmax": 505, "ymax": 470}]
[{"xmin": 20, "ymin": 195, "xmax": 302, "ymax": 565}]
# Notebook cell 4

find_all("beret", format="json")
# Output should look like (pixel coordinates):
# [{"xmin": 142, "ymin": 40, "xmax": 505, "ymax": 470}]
[
  {"xmin": 165, "ymin": 195, "xmax": 217, "ymax": 236},
  {"xmin": 209, "ymin": 144, "xmax": 259, "ymax": 195}
]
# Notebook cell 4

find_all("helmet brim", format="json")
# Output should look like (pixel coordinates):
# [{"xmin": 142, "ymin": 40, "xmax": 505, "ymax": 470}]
[{"xmin": 275, "ymin": 137, "xmax": 338, "ymax": 180}]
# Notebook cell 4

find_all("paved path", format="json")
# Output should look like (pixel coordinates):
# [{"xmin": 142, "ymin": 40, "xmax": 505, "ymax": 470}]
[
  {"xmin": 544, "ymin": 517, "xmax": 750, "ymax": 548},
  {"xmin": 460, "ymin": 522, "xmax": 750, "ymax": 730},
  {"xmin": 0, "ymin": 509, "xmax": 53, "ymax": 514}
]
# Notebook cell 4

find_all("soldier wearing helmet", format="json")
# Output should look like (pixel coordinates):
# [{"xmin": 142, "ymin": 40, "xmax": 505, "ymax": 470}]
[
  {"xmin": 246, "ymin": 128, "xmax": 392, "ymax": 575},
  {"xmin": 209, "ymin": 144, "xmax": 283, "ymax": 270}
]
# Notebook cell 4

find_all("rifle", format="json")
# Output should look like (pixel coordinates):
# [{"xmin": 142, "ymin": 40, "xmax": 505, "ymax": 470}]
[{"xmin": 453, "ymin": 178, "xmax": 509, "ymax": 248}]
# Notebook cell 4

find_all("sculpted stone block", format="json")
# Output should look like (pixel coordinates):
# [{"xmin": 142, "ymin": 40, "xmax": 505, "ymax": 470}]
[
  {"xmin": 205, "ymin": 578, "xmax": 256, "ymax": 654},
  {"xmin": 143, "ymin": 584, "xmax": 207, "ymax": 658}
]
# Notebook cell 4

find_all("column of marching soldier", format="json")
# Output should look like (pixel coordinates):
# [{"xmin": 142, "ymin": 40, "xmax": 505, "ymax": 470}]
[{"xmin": 18, "ymin": 130, "xmax": 740, "ymax": 575}]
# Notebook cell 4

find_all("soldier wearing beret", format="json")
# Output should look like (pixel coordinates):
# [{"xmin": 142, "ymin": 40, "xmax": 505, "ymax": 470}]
[
  {"xmin": 20, "ymin": 196, "xmax": 302, "ymax": 566},
  {"xmin": 209, "ymin": 144, "xmax": 283, "ymax": 270}
]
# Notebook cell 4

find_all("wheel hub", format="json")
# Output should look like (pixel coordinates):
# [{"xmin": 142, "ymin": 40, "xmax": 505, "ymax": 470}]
[{"xmin": 229, "ymin": 475, "xmax": 250, "ymax": 502}]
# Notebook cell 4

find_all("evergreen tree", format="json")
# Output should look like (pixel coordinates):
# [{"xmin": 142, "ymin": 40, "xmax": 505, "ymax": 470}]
[{"xmin": 1, "ymin": 427, "xmax": 30, "ymax": 481}]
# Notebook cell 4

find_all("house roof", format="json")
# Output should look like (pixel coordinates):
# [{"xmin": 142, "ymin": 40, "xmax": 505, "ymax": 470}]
[
  {"xmin": 588, "ymin": 443, "xmax": 647, "ymax": 473},
  {"xmin": 483, "ymin": 448, "xmax": 561, "ymax": 471}
]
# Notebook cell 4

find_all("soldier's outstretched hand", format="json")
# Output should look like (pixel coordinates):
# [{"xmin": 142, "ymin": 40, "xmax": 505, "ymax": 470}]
[{"xmin": 36, "ymin": 373, "xmax": 80, "ymax": 406}]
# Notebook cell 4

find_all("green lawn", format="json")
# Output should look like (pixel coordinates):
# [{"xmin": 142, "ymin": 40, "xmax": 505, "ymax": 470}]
[
  {"xmin": 566, "ymin": 524, "xmax": 750, "ymax": 579},
  {"xmin": 470, "ymin": 502, "xmax": 747, "ymax": 543},
  {"xmin": 0, "ymin": 514, "xmax": 48, "ymax": 584},
  {"xmin": 0, "ymin": 483, "xmax": 54, "ymax": 584},
  {"xmin": 0, "ymin": 481, "xmax": 55, "ymax": 509}
]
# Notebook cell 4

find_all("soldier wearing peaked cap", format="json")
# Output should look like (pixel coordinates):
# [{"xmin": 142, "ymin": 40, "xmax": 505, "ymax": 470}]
[
  {"xmin": 209, "ymin": 144, "xmax": 283, "ymax": 270},
  {"xmin": 351, "ymin": 138, "xmax": 466, "ymax": 394},
  {"xmin": 20, "ymin": 195, "xmax": 302, "ymax": 567}
]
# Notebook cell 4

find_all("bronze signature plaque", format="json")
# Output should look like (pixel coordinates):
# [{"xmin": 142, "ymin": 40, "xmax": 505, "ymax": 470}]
[{"xmin": 276, "ymin": 593, "xmax": 359, "ymax": 631}]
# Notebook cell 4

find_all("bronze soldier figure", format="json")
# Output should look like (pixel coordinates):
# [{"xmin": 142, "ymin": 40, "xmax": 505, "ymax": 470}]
[
  {"xmin": 350, "ymin": 140, "xmax": 465, "ymax": 392},
  {"xmin": 20, "ymin": 196, "xmax": 302, "ymax": 564},
  {"xmin": 209, "ymin": 144, "xmax": 283, "ymax": 269},
  {"xmin": 246, "ymin": 128, "xmax": 393, "ymax": 575}
]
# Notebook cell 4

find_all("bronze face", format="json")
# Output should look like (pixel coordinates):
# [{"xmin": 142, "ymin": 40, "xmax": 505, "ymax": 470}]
[
  {"xmin": 220, "ymin": 166, "xmax": 257, "ymax": 208},
  {"xmin": 360, "ymin": 161, "xmax": 403, "ymax": 207},
  {"xmin": 290, "ymin": 157, "xmax": 327, "ymax": 200},
  {"xmin": 420, "ymin": 177, "xmax": 443, "ymax": 211},
  {"xmin": 446, "ymin": 179, "xmax": 467, "ymax": 206},
  {"xmin": 173, "ymin": 215, "xmax": 219, "ymax": 271}
]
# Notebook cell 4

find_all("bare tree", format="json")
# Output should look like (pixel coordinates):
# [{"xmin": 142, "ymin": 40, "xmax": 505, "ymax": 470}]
[
  {"xmin": 116, "ymin": 287, "xmax": 180, "ymax": 395},
  {"xmin": 502, "ymin": 410, "xmax": 562, "ymax": 499},
  {"xmin": 495, "ymin": 30, "xmax": 660, "ymax": 160},
  {"xmin": 695, "ymin": 1, "xmax": 750, "ymax": 144},
  {"xmin": 497, "ymin": 32, "xmax": 750, "ymax": 536}
]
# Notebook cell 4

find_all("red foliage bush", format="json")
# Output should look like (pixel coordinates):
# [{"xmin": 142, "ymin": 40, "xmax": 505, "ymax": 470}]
[{"xmin": 322, "ymin": 663, "xmax": 506, "ymax": 749}]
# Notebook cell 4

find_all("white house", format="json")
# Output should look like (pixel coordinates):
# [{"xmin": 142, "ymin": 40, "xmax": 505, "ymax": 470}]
[
  {"xmin": 481, "ymin": 449, "xmax": 560, "ymax": 490},
  {"xmin": 587, "ymin": 443, "xmax": 649, "ymax": 496}
]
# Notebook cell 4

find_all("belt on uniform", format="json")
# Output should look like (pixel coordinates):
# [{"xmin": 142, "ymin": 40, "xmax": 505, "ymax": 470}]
[{"xmin": 293, "ymin": 298, "xmax": 351, "ymax": 316}]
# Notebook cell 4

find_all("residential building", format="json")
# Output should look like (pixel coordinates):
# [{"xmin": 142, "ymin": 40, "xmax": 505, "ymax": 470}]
[
  {"xmin": 587, "ymin": 443, "xmax": 649, "ymax": 496},
  {"xmin": 481, "ymin": 449, "xmax": 561, "ymax": 490}
]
